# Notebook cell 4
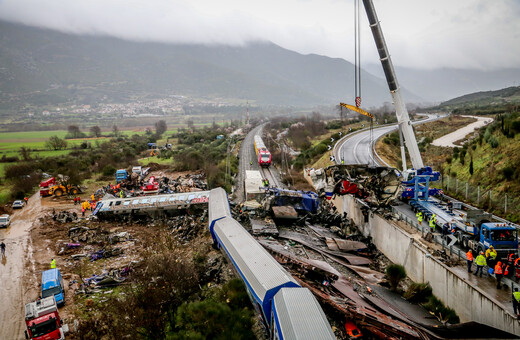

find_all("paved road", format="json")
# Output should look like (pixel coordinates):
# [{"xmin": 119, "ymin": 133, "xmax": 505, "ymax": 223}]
[{"xmin": 335, "ymin": 114, "xmax": 442, "ymax": 167}]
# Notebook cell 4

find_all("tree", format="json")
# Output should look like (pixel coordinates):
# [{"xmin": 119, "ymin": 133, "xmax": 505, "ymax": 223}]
[
  {"xmin": 112, "ymin": 125, "xmax": 120, "ymax": 137},
  {"xmin": 19, "ymin": 146, "xmax": 31, "ymax": 161},
  {"xmin": 66, "ymin": 125, "xmax": 84, "ymax": 139},
  {"xmin": 45, "ymin": 136, "xmax": 67, "ymax": 150},
  {"xmin": 90, "ymin": 125, "xmax": 102, "ymax": 137},
  {"xmin": 186, "ymin": 119, "xmax": 194, "ymax": 130},
  {"xmin": 469, "ymin": 157, "xmax": 474, "ymax": 176},
  {"xmin": 155, "ymin": 120, "xmax": 167, "ymax": 136}
]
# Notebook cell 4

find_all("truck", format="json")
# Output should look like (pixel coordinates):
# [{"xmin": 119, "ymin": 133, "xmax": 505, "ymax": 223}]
[
  {"xmin": 41, "ymin": 269, "xmax": 65, "ymax": 307},
  {"xmin": 24, "ymin": 297, "xmax": 66, "ymax": 340},
  {"xmin": 411, "ymin": 200, "xmax": 518, "ymax": 260},
  {"xmin": 115, "ymin": 169, "xmax": 128, "ymax": 183},
  {"xmin": 39, "ymin": 177, "xmax": 56, "ymax": 197}
]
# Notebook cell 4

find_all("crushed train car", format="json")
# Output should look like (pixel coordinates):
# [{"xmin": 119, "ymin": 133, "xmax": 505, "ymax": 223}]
[
  {"xmin": 309, "ymin": 165, "xmax": 400, "ymax": 207},
  {"xmin": 93, "ymin": 191, "xmax": 210, "ymax": 220}
]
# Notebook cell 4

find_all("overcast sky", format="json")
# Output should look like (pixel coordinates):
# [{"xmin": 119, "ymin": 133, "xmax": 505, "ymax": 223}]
[{"xmin": 1, "ymin": 0, "xmax": 519, "ymax": 70}]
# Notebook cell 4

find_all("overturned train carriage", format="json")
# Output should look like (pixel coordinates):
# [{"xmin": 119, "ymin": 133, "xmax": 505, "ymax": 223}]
[
  {"xmin": 310, "ymin": 164, "xmax": 400, "ymax": 207},
  {"xmin": 209, "ymin": 188, "xmax": 335, "ymax": 339},
  {"xmin": 93, "ymin": 191, "xmax": 210, "ymax": 220}
]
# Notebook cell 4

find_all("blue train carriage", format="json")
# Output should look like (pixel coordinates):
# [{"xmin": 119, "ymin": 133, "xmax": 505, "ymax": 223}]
[
  {"xmin": 271, "ymin": 287, "xmax": 336, "ymax": 340},
  {"xmin": 210, "ymin": 215, "xmax": 300, "ymax": 327},
  {"xmin": 208, "ymin": 188, "xmax": 336, "ymax": 339}
]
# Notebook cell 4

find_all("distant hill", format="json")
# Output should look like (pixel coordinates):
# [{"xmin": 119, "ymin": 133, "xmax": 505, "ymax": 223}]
[
  {"xmin": 0, "ymin": 20, "xmax": 423, "ymax": 109},
  {"xmin": 365, "ymin": 64, "xmax": 520, "ymax": 104},
  {"xmin": 439, "ymin": 86, "xmax": 520, "ymax": 107}
]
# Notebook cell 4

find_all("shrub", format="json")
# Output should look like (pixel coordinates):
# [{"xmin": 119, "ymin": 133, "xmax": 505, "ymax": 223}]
[
  {"xmin": 404, "ymin": 282, "xmax": 432, "ymax": 303},
  {"xmin": 423, "ymin": 295, "xmax": 460, "ymax": 324},
  {"xmin": 488, "ymin": 136, "xmax": 499, "ymax": 148},
  {"xmin": 102, "ymin": 164, "xmax": 117, "ymax": 177},
  {"xmin": 502, "ymin": 166, "xmax": 514, "ymax": 180},
  {"xmin": 385, "ymin": 264, "xmax": 406, "ymax": 291}
]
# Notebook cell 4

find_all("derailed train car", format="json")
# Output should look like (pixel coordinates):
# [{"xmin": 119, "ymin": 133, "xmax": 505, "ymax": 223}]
[{"xmin": 209, "ymin": 188, "xmax": 336, "ymax": 339}]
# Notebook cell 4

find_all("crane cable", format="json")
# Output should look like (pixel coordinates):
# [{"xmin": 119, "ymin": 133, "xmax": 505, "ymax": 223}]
[
  {"xmin": 354, "ymin": 0, "xmax": 361, "ymax": 108},
  {"xmin": 354, "ymin": 1, "xmax": 375, "ymax": 166}
]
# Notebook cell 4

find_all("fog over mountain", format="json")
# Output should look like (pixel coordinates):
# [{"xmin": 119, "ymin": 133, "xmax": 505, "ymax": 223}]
[{"xmin": 0, "ymin": 20, "xmax": 423, "ymax": 108}]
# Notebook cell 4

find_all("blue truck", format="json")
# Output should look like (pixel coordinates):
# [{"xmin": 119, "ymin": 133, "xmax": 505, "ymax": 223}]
[
  {"xmin": 41, "ymin": 269, "xmax": 65, "ymax": 307},
  {"xmin": 115, "ymin": 169, "xmax": 128, "ymax": 183},
  {"xmin": 410, "ymin": 200, "xmax": 518, "ymax": 260}
]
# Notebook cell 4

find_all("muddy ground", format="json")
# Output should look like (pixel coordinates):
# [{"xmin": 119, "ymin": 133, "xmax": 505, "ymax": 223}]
[{"xmin": 0, "ymin": 170, "xmax": 218, "ymax": 340}]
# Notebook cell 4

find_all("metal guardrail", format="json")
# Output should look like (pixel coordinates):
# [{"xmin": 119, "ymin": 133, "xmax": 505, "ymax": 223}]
[{"xmin": 391, "ymin": 206, "xmax": 466, "ymax": 262}]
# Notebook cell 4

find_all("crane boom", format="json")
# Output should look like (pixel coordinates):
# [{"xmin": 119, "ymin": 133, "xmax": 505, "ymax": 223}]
[{"xmin": 362, "ymin": 0, "xmax": 424, "ymax": 170}]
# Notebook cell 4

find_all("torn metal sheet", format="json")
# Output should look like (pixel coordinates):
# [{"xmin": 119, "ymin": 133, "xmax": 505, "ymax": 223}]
[
  {"xmin": 271, "ymin": 206, "xmax": 298, "ymax": 219},
  {"xmin": 260, "ymin": 237, "xmax": 381, "ymax": 284},
  {"xmin": 259, "ymin": 239, "xmax": 340, "ymax": 279},
  {"xmin": 306, "ymin": 224, "xmax": 338, "ymax": 239},
  {"xmin": 326, "ymin": 237, "xmax": 367, "ymax": 252},
  {"xmin": 278, "ymin": 230, "xmax": 372, "ymax": 266},
  {"xmin": 299, "ymin": 278, "xmax": 427, "ymax": 339},
  {"xmin": 250, "ymin": 218, "xmax": 278, "ymax": 236}
]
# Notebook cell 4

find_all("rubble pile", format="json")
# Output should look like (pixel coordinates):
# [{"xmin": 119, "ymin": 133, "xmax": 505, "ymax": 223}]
[
  {"xmin": 94, "ymin": 171, "xmax": 208, "ymax": 199},
  {"xmin": 166, "ymin": 212, "xmax": 207, "ymax": 242}
]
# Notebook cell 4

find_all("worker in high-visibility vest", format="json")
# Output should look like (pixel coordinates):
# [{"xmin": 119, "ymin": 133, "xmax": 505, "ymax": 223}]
[
  {"xmin": 513, "ymin": 288, "xmax": 520, "ymax": 317},
  {"xmin": 429, "ymin": 217, "xmax": 436, "ymax": 233},
  {"xmin": 416, "ymin": 211, "xmax": 423, "ymax": 225},
  {"xmin": 495, "ymin": 261, "xmax": 504, "ymax": 289},
  {"xmin": 466, "ymin": 250, "xmax": 474, "ymax": 273},
  {"xmin": 474, "ymin": 251, "xmax": 487, "ymax": 277},
  {"xmin": 50, "ymin": 258, "xmax": 56, "ymax": 269},
  {"xmin": 486, "ymin": 246, "xmax": 498, "ymax": 270}
]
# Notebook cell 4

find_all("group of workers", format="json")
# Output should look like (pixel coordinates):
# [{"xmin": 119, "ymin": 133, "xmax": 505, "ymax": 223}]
[
  {"xmin": 415, "ymin": 211, "xmax": 438, "ymax": 233},
  {"xmin": 416, "ymin": 211, "xmax": 519, "ymax": 293},
  {"xmin": 466, "ymin": 246, "xmax": 518, "ymax": 289},
  {"xmin": 73, "ymin": 195, "xmax": 99, "ymax": 217}
]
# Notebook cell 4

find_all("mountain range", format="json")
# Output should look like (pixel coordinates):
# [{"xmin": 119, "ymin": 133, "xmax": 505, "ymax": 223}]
[
  {"xmin": 1, "ymin": 20, "xmax": 519, "ymax": 109},
  {"xmin": 0, "ymin": 20, "xmax": 402, "ymax": 108}
]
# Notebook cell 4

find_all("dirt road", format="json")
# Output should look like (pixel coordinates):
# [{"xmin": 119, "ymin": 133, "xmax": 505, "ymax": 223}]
[{"xmin": 0, "ymin": 194, "xmax": 41, "ymax": 340}]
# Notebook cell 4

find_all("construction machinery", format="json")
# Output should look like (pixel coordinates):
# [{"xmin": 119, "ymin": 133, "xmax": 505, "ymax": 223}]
[{"xmin": 40, "ymin": 177, "xmax": 82, "ymax": 197}]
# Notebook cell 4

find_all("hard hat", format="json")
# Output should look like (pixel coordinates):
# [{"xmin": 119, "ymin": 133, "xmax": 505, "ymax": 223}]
[
  {"xmin": 489, "ymin": 245, "xmax": 494, "ymax": 249},
  {"xmin": 480, "ymin": 251, "xmax": 484, "ymax": 254}
]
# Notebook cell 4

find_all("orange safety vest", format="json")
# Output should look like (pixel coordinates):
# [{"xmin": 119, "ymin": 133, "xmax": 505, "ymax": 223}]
[
  {"xmin": 515, "ymin": 258, "xmax": 520, "ymax": 266},
  {"xmin": 495, "ymin": 263, "xmax": 503, "ymax": 275},
  {"xmin": 466, "ymin": 251, "xmax": 473, "ymax": 261},
  {"xmin": 504, "ymin": 265, "xmax": 510, "ymax": 276}
]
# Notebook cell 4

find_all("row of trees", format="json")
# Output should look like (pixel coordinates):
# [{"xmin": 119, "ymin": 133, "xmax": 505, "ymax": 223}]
[{"xmin": 63, "ymin": 120, "xmax": 167, "ymax": 140}]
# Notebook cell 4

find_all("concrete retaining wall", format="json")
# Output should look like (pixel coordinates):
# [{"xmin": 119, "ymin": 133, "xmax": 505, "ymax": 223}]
[{"xmin": 338, "ymin": 195, "xmax": 520, "ymax": 336}]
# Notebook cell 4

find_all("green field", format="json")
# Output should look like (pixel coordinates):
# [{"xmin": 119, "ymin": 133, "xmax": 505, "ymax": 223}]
[{"xmin": 0, "ymin": 129, "xmax": 154, "ymax": 176}]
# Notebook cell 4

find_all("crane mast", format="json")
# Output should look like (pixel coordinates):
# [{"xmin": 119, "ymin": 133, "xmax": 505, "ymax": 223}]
[{"xmin": 361, "ymin": 0, "xmax": 424, "ymax": 170}]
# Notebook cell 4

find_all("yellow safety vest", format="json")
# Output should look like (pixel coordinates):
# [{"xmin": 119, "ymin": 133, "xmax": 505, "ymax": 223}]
[
  {"xmin": 50, "ymin": 259, "xmax": 56, "ymax": 269},
  {"xmin": 513, "ymin": 292, "xmax": 520, "ymax": 303},
  {"xmin": 416, "ymin": 212, "xmax": 423, "ymax": 222},
  {"xmin": 475, "ymin": 255, "xmax": 487, "ymax": 266}
]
